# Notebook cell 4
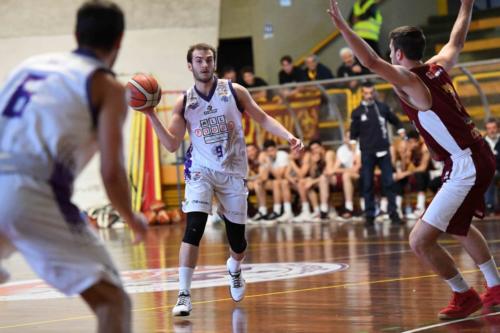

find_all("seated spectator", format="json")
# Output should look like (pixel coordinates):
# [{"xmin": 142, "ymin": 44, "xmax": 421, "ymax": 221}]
[
  {"xmin": 304, "ymin": 55, "xmax": 334, "ymax": 81},
  {"xmin": 318, "ymin": 145, "xmax": 340, "ymax": 220},
  {"xmin": 328, "ymin": 131, "xmax": 362, "ymax": 219},
  {"xmin": 484, "ymin": 118, "xmax": 499, "ymax": 214},
  {"xmin": 428, "ymin": 159, "xmax": 444, "ymax": 194},
  {"xmin": 246, "ymin": 143, "xmax": 269, "ymax": 223},
  {"xmin": 221, "ymin": 65, "xmax": 238, "ymax": 82},
  {"xmin": 240, "ymin": 66, "xmax": 268, "ymax": 101},
  {"xmin": 279, "ymin": 55, "xmax": 306, "ymax": 84},
  {"xmin": 336, "ymin": 47, "xmax": 370, "ymax": 89},
  {"xmin": 261, "ymin": 139, "xmax": 293, "ymax": 222},
  {"xmin": 391, "ymin": 138, "xmax": 410, "ymax": 218},
  {"xmin": 406, "ymin": 130, "xmax": 431, "ymax": 218},
  {"xmin": 284, "ymin": 147, "xmax": 312, "ymax": 221},
  {"xmin": 294, "ymin": 140, "xmax": 329, "ymax": 222},
  {"xmin": 392, "ymin": 131, "xmax": 431, "ymax": 219}
]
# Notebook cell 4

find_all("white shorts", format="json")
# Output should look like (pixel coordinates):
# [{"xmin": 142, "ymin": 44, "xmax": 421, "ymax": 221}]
[
  {"xmin": 422, "ymin": 143, "xmax": 495, "ymax": 236},
  {"xmin": 0, "ymin": 174, "xmax": 121, "ymax": 295},
  {"xmin": 182, "ymin": 167, "xmax": 248, "ymax": 224}
]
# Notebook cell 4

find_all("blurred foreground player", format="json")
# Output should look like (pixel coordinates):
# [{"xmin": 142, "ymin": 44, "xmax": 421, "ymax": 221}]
[
  {"xmin": 0, "ymin": 1, "xmax": 147, "ymax": 332},
  {"xmin": 328, "ymin": 0, "xmax": 500, "ymax": 319}
]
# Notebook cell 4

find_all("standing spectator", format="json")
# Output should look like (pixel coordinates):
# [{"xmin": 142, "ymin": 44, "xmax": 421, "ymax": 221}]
[
  {"xmin": 304, "ymin": 55, "xmax": 334, "ymax": 81},
  {"xmin": 350, "ymin": 82, "xmax": 404, "ymax": 226},
  {"xmin": 348, "ymin": 0, "xmax": 383, "ymax": 56},
  {"xmin": 279, "ymin": 55, "xmax": 306, "ymax": 84},
  {"xmin": 484, "ymin": 118, "xmax": 499, "ymax": 214},
  {"xmin": 337, "ymin": 47, "xmax": 371, "ymax": 89}
]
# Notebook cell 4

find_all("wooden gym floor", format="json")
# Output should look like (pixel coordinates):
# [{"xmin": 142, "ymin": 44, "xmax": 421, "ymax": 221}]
[{"xmin": 2, "ymin": 217, "xmax": 500, "ymax": 332}]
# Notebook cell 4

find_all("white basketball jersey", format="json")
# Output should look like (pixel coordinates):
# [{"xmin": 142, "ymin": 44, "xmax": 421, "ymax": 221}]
[
  {"xmin": 0, "ymin": 50, "xmax": 109, "ymax": 186},
  {"xmin": 183, "ymin": 78, "xmax": 248, "ymax": 178}
]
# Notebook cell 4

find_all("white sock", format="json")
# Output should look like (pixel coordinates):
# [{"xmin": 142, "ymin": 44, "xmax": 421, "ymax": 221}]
[
  {"xmin": 258, "ymin": 206, "xmax": 267, "ymax": 215},
  {"xmin": 479, "ymin": 257, "xmax": 500, "ymax": 288},
  {"xmin": 359, "ymin": 198, "xmax": 365, "ymax": 211},
  {"xmin": 345, "ymin": 201, "xmax": 353, "ymax": 211},
  {"xmin": 320, "ymin": 203, "xmax": 328, "ymax": 213},
  {"xmin": 227, "ymin": 256, "xmax": 243, "ymax": 273},
  {"xmin": 396, "ymin": 196, "xmax": 403, "ymax": 216},
  {"xmin": 380, "ymin": 197, "xmax": 388, "ymax": 212},
  {"xmin": 445, "ymin": 272, "xmax": 470, "ymax": 293},
  {"xmin": 417, "ymin": 192, "xmax": 426, "ymax": 210},
  {"xmin": 178, "ymin": 267, "xmax": 194, "ymax": 292},
  {"xmin": 313, "ymin": 206, "xmax": 320, "ymax": 214},
  {"xmin": 301, "ymin": 202, "xmax": 311, "ymax": 214},
  {"xmin": 273, "ymin": 204, "xmax": 281, "ymax": 214},
  {"xmin": 284, "ymin": 202, "xmax": 292, "ymax": 214}
]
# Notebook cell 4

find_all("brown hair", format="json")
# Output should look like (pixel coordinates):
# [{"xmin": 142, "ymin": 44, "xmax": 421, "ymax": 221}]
[
  {"xmin": 186, "ymin": 43, "xmax": 217, "ymax": 63},
  {"xmin": 389, "ymin": 26, "xmax": 426, "ymax": 61}
]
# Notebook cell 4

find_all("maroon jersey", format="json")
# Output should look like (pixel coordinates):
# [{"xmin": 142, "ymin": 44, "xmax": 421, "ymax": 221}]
[{"xmin": 399, "ymin": 63, "xmax": 482, "ymax": 161}]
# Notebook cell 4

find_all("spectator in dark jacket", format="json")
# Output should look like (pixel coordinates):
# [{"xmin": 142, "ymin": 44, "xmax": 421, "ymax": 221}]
[
  {"xmin": 304, "ymin": 55, "xmax": 334, "ymax": 81},
  {"xmin": 279, "ymin": 55, "xmax": 306, "ymax": 84},
  {"xmin": 350, "ymin": 82, "xmax": 405, "ymax": 226},
  {"xmin": 337, "ymin": 47, "xmax": 370, "ymax": 89},
  {"xmin": 240, "ymin": 66, "xmax": 268, "ymax": 100}
]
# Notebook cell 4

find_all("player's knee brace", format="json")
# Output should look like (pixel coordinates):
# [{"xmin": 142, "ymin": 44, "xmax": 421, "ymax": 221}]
[
  {"xmin": 224, "ymin": 216, "xmax": 247, "ymax": 254},
  {"xmin": 182, "ymin": 212, "xmax": 208, "ymax": 246}
]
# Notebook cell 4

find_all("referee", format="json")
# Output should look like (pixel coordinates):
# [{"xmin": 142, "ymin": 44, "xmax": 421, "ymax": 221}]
[{"xmin": 350, "ymin": 82, "xmax": 405, "ymax": 226}]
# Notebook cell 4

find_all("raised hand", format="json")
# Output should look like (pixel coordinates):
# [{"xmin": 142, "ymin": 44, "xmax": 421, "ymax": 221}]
[{"xmin": 327, "ymin": 0, "xmax": 348, "ymax": 30}]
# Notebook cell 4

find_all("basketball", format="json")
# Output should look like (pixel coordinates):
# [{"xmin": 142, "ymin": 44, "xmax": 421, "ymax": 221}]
[{"xmin": 126, "ymin": 73, "xmax": 162, "ymax": 110}]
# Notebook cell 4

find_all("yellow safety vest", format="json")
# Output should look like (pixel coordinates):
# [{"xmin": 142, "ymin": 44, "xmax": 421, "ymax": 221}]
[{"xmin": 353, "ymin": 0, "xmax": 382, "ymax": 41}]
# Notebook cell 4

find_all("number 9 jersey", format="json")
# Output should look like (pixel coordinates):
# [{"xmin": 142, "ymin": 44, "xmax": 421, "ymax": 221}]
[{"xmin": 183, "ymin": 78, "xmax": 248, "ymax": 180}]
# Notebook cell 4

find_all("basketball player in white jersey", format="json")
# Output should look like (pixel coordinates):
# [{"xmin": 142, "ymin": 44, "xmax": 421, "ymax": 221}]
[
  {"xmin": 0, "ymin": 1, "xmax": 147, "ymax": 332},
  {"xmin": 141, "ymin": 43, "xmax": 303, "ymax": 316}
]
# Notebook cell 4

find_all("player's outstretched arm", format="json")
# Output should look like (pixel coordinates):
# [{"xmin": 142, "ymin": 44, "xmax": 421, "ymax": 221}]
[
  {"xmin": 93, "ymin": 72, "xmax": 147, "ymax": 244},
  {"xmin": 142, "ymin": 95, "xmax": 186, "ymax": 153},
  {"xmin": 233, "ymin": 83, "xmax": 303, "ymax": 152},
  {"xmin": 426, "ymin": 0, "xmax": 474, "ymax": 72},
  {"xmin": 327, "ymin": 0, "xmax": 431, "ymax": 110}
]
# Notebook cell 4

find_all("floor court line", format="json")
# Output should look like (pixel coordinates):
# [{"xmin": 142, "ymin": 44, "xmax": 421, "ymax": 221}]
[
  {"xmin": 0, "ymin": 268, "xmax": 486, "ymax": 330},
  {"xmin": 401, "ymin": 311, "xmax": 500, "ymax": 332}
]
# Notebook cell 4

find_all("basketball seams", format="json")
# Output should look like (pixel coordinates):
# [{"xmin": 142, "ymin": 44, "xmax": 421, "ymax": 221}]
[
  {"xmin": 128, "ymin": 79, "xmax": 151, "ymax": 99},
  {"xmin": 127, "ymin": 73, "xmax": 161, "ymax": 110}
]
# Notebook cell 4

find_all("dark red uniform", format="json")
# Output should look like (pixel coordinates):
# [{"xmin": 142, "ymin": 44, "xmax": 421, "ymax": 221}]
[{"xmin": 398, "ymin": 63, "xmax": 495, "ymax": 235}]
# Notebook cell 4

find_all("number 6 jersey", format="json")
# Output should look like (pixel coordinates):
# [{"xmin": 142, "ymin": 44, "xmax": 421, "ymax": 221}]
[
  {"xmin": 183, "ymin": 78, "xmax": 248, "ymax": 179},
  {"xmin": 0, "ymin": 49, "xmax": 110, "ymax": 184}
]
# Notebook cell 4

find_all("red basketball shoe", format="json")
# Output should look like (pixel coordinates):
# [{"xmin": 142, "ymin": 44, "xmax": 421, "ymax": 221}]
[
  {"xmin": 438, "ymin": 288, "xmax": 482, "ymax": 320},
  {"xmin": 481, "ymin": 284, "xmax": 500, "ymax": 312}
]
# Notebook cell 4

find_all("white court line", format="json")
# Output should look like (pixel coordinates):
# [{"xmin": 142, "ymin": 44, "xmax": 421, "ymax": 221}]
[{"xmin": 402, "ymin": 311, "xmax": 500, "ymax": 332}]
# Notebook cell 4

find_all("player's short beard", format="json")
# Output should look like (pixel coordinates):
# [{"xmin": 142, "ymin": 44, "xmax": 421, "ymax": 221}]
[{"xmin": 193, "ymin": 69, "xmax": 214, "ymax": 83}]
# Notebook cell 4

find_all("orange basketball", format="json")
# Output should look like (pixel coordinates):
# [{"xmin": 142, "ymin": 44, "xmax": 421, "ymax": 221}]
[{"xmin": 126, "ymin": 73, "xmax": 162, "ymax": 110}]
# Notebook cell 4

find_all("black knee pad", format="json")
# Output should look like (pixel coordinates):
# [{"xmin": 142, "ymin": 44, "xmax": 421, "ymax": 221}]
[
  {"xmin": 182, "ymin": 212, "xmax": 208, "ymax": 246},
  {"xmin": 224, "ymin": 216, "xmax": 247, "ymax": 254}
]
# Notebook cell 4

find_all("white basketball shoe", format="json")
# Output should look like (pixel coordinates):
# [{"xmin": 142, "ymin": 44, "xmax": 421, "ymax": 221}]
[
  {"xmin": 227, "ymin": 260, "xmax": 246, "ymax": 302},
  {"xmin": 172, "ymin": 290, "xmax": 192, "ymax": 316}
]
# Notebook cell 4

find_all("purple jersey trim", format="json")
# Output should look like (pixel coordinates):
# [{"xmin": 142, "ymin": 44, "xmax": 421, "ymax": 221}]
[
  {"xmin": 194, "ymin": 77, "xmax": 218, "ymax": 102},
  {"xmin": 49, "ymin": 162, "xmax": 85, "ymax": 229},
  {"xmin": 184, "ymin": 144, "xmax": 193, "ymax": 180},
  {"xmin": 228, "ymin": 80, "xmax": 244, "ymax": 113}
]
